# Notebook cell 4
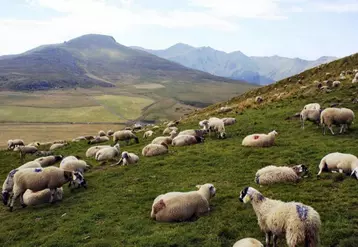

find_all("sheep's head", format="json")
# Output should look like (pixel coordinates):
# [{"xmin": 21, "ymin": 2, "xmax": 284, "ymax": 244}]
[
  {"xmin": 196, "ymin": 183, "xmax": 216, "ymax": 199},
  {"xmin": 292, "ymin": 164, "xmax": 308, "ymax": 175},
  {"xmin": 270, "ymin": 130, "xmax": 278, "ymax": 136},
  {"xmin": 122, "ymin": 152, "xmax": 129, "ymax": 159},
  {"xmin": 195, "ymin": 136, "xmax": 205, "ymax": 143},
  {"xmin": 73, "ymin": 171, "xmax": 87, "ymax": 189},
  {"xmin": 239, "ymin": 187, "xmax": 264, "ymax": 204},
  {"xmin": 351, "ymin": 167, "xmax": 358, "ymax": 179}
]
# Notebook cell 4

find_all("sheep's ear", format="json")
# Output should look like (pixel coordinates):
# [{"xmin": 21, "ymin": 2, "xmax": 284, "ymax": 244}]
[{"xmin": 196, "ymin": 184, "xmax": 202, "ymax": 189}]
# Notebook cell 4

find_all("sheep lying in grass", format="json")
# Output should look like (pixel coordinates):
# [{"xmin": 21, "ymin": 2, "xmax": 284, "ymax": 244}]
[
  {"xmin": 222, "ymin": 117, "xmax": 236, "ymax": 126},
  {"xmin": 242, "ymin": 130, "xmax": 278, "ymax": 147},
  {"xmin": 143, "ymin": 130, "xmax": 154, "ymax": 138},
  {"xmin": 85, "ymin": 145, "xmax": 111, "ymax": 158},
  {"xmin": 7, "ymin": 139, "xmax": 24, "ymax": 150},
  {"xmin": 95, "ymin": 144, "xmax": 121, "ymax": 164},
  {"xmin": 88, "ymin": 136, "xmax": 110, "ymax": 144},
  {"xmin": 72, "ymin": 136, "xmax": 89, "ymax": 142},
  {"xmin": 163, "ymin": 127, "xmax": 178, "ymax": 135},
  {"xmin": 142, "ymin": 142, "xmax": 169, "ymax": 157},
  {"xmin": 111, "ymin": 151, "xmax": 139, "ymax": 166},
  {"xmin": 23, "ymin": 187, "xmax": 63, "ymax": 206},
  {"xmin": 303, "ymin": 103, "xmax": 320, "ymax": 111},
  {"xmin": 233, "ymin": 238, "xmax": 263, "ymax": 247},
  {"xmin": 255, "ymin": 164, "xmax": 308, "ymax": 185},
  {"xmin": 320, "ymin": 107, "xmax": 355, "ymax": 135},
  {"xmin": 35, "ymin": 155, "xmax": 63, "ymax": 167},
  {"xmin": 8, "ymin": 167, "xmax": 86, "ymax": 211},
  {"xmin": 300, "ymin": 109, "xmax": 321, "ymax": 129},
  {"xmin": 332, "ymin": 81, "xmax": 341, "ymax": 87},
  {"xmin": 113, "ymin": 130, "xmax": 139, "ymax": 145},
  {"xmin": 239, "ymin": 187, "xmax": 321, "ymax": 247},
  {"xmin": 49, "ymin": 143, "xmax": 68, "ymax": 150},
  {"xmin": 317, "ymin": 152, "xmax": 358, "ymax": 179},
  {"xmin": 178, "ymin": 129, "xmax": 207, "ymax": 138},
  {"xmin": 98, "ymin": 130, "xmax": 106, "ymax": 137},
  {"xmin": 150, "ymin": 183, "xmax": 216, "ymax": 222},
  {"xmin": 172, "ymin": 135, "xmax": 204, "ymax": 147},
  {"xmin": 151, "ymin": 131, "xmax": 178, "ymax": 145},
  {"xmin": 218, "ymin": 106, "xmax": 232, "ymax": 113},
  {"xmin": 167, "ymin": 120, "xmax": 179, "ymax": 127}
]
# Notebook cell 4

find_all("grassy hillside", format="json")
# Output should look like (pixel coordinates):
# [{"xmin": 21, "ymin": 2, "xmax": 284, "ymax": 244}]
[{"xmin": 0, "ymin": 53, "xmax": 358, "ymax": 246}]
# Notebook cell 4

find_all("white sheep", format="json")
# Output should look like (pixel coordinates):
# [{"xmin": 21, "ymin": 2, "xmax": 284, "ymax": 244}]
[
  {"xmin": 317, "ymin": 152, "xmax": 358, "ymax": 179},
  {"xmin": 7, "ymin": 139, "xmax": 25, "ymax": 150},
  {"xmin": 85, "ymin": 145, "xmax": 111, "ymax": 158},
  {"xmin": 88, "ymin": 136, "xmax": 110, "ymax": 144},
  {"xmin": 18, "ymin": 161, "xmax": 42, "ymax": 169},
  {"xmin": 8, "ymin": 167, "xmax": 86, "ymax": 211},
  {"xmin": 320, "ymin": 107, "xmax": 355, "ymax": 135},
  {"xmin": 255, "ymin": 164, "xmax": 308, "ymax": 185},
  {"xmin": 167, "ymin": 120, "xmax": 179, "ymax": 127},
  {"xmin": 34, "ymin": 155, "xmax": 63, "ymax": 167},
  {"xmin": 332, "ymin": 80, "xmax": 341, "ymax": 87},
  {"xmin": 242, "ymin": 130, "xmax": 278, "ymax": 147},
  {"xmin": 218, "ymin": 106, "xmax": 233, "ymax": 113},
  {"xmin": 72, "ymin": 136, "xmax": 88, "ymax": 142},
  {"xmin": 143, "ymin": 130, "xmax": 154, "ymax": 138},
  {"xmin": 206, "ymin": 117, "xmax": 226, "ymax": 139},
  {"xmin": 142, "ymin": 142, "xmax": 169, "ymax": 157},
  {"xmin": 172, "ymin": 135, "xmax": 204, "ymax": 147},
  {"xmin": 303, "ymin": 103, "xmax": 321, "ymax": 111},
  {"xmin": 98, "ymin": 130, "xmax": 106, "ymax": 137},
  {"xmin": 178, "ymin": 129, "xmax": 207, "ymax": 137},
  {"xmin": 222, "ymin": 117, "xmax": 237, "ymax": 126},
  {"xmin": 49, "ymin": 143, "xmax": 68, "ymax": 150},
  {"xmin": 22, "ymin": 187, "xmax": 63, "ymax": 206},
  {"xmin": 233, "ymin": 238, "xmax": 263, "ymax": 247},
  {"xmin": 255, "ymin": 96, "xmax": 263, "ymax": 103},
  {"xmin": 163, "ymin": 127, "xmax": 178, "ymax": 135},
  {"xmin": 151, "ymin": 131, "xmax": 178, "ymax": 145},
  {"xmin": 95, "ymin": 144, "xmax": 121, "ymax": 163},
  {"xmin": 300, "ymin": 109, "xmax": 321, "ymax": 129},
  {"xmin": 150, "ymin": 183, "xmax": 216, "ymax": 222},
  {"xmin": 113, "ymin": 130, "xmax": 139, "ymax": 145},
  {"xmin": 239, "ymin": 187, "xmax": 321, "ymax": 247},
  {"xmin": 199, "ymin": 120, "xmax": 208, "ymax": 130},
  {"xmin": 60, "ymin": 157, "xmax": 90, "ymax": 174},
  {"xmin": 111, "ymin": 151, "xmax": 139, "ymax": 166}
]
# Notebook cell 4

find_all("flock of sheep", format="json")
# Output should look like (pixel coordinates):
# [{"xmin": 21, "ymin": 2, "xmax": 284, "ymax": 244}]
[{"xmin": 1, "ymin": 98, "xmax": 357, "ymax": 246}]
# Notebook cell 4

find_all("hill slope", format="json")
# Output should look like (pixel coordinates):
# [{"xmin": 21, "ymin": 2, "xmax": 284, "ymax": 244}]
[
  {"xmin": 0, "ymin": 34, "xmax": 250, "ymax": 91},
  {"xmin": 133, "ymin": 43, "xmax": 337, "ymax": 85},
  {"xmin": 0, "ymin": 53, "xmax": 357, "ymax": 246}
]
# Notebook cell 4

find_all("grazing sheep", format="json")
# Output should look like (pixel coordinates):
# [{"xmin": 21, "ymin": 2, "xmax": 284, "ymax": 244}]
[
  {"xmin": 95, "ymin": 144, "xmax": 121, "ymax": 163},
  {"xmin": 111, "ymin": 151, "xmax": 139, "ymax": 166},
  {"xmin": 35, "ymin": 155, "xmax": 64, "ymax": 167},
  {"xmin": 107, "ymin": 130, "xmax": 114, "ymax": 136},
  {"xmin": 233, "ymin": 238, "xmax": 263, "ymax": 247},
  {"xmin": 239, "ymin": 187, "xmax": 321, "ymax": 247},
  {"xmin": 49, "ymin": 143, "xmax": 68, "ymax": 151},
  {"xmin": 255, "ymin": 96, "xmax": 263, "ymax": 103},
  {"xmin": 222, "ymin": 117, "xmax": 237, "ymax": 126},
  {"xmin": 151, "ymin": 131, "xmax": 178, "ymax": 145},
  {"xmin": 206, "ymin": 117, "xmax": 226, "ymax": 139},
  {"xmin": 88, "ymin": 136, "xmax": 110, "ymax": 144},
  {"xmin": 172, "ymin": 135, "xmax": 204, "ymax": 147},
  {"xmin": 320, "ymin": 107, "xmax": 355, "ymax": 135},
  {"xmin": 255, "ymin": 164, "xmax": 308, "ymax": 185},
  {"xmin": 14, "ymin": 146, "xmax": 38, "ymax": 160},
  {"xmin": 98, "ymin": 130, "xmax": 106, "ymax": 137},
  {"xmin": 150, "ymin": 183, "xmax": 216, "ymax": 222},
  {"xmin": 8, "ymin": 167, "xmax": 86, "ymax": 211},
  {"xmin": 7, "ymin": 139, "xmax": 25, "ymax": 150},
  {"xmin": 317, "ymin": 152, "xmax": 358, "ymax": 179},
  {"xmin": 143, "ymin": 130, "xmax": 154, "ymax": 138},
  {"xmin": 142, "ymin": 142, "xmax": 169, "ymax": 157},
  {"xmin": 85, "ymin": 145, "xmax": 111, "ymax": 158},
  {"xmin": 178, "ymin": 129, "xmax": 207, "ymax": 138},
  {"xmin": 23, "ymin": 187, "xmax": 63, "ymax": 206},
  {"xmin": 303, "ymin": 103, "xmax": 321, "ymax": 111},
  {"xmin": 300, "ymin": 109, "xmax": 321, "ymax": 129},
  {"xmin": 163, "ymin": 127, "xmax": 178, "ymax": 135},
  {"xmin": 242, "ymin": 130, "xmax": 278, "ymax": 147},
  {"xmin": 113, "ymin": 130, "xmax": 139, "ymax": 145},
  {"xmin": 332, "ymin": 81, "xmax": 341, "ymax": 87}
]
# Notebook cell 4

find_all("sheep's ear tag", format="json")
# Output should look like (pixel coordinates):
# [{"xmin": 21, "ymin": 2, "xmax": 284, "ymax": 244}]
[{"xmin": 243, "ymin": 195, "xmax": 251, "ymax": 203}]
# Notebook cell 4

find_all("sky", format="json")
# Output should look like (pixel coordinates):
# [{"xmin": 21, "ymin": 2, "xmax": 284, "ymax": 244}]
[{"xmin": 0, "ymin": 0, "xmax": 357, "ymax": 60}]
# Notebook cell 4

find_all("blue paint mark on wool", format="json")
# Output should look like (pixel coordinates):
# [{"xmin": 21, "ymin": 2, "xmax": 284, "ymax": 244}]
[
  {"xmin": 9, "ymin": 169, "xmax": 18, "ymax": 177},
  {"xmin": 296, "ymin": 204, "xmax": 309, "ymax": 221},
  {"xmin": 34, "ymin": 168, "xmax": 42, "ymax": 173}
]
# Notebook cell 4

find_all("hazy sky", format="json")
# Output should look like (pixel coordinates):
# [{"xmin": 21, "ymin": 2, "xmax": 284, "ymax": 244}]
[{"xmin": 1, "ymin": 0, "xmax": 357, "ymax": 59}]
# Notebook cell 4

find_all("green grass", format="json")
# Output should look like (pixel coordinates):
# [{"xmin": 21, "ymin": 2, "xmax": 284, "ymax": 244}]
[{"xmin": 0, "ymin": 94, "xmax": 357, "ymax": 246}]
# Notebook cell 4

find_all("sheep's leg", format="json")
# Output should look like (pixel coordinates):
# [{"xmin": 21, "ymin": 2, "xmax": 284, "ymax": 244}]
[
  {"xmin": 328, "ymin": 125, "xmax": 335, "ymax": 135},
  {"xmin": 322, "ymin": 124, "xmax": 326, "ymax": 135},
  {"xmin": 265, "ymin": 232, "xmax": 272, "ymax": 247},
  {"xmin": 273, "ymin": 235, "xmax": 278, "ymax": 247},
  {"xmin": 20, "ymin": 193, "xmax": 27, "ymax": 208},
  {"xmin": 339, "ymin": 124, "xmax": 344, "ymax": 134},
  {"xmin": 9, "ymin": 190, "xmax": 21, "ymax": 212},
  {"xmin": 49, "ymin": 189, "xmax": 55, "ymax": 203}
]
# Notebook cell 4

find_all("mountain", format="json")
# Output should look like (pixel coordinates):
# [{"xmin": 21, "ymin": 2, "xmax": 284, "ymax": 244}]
[
  {"xmin": 0, "ymin": 34, "xmax": 252, "ymax": 91},
  {"xmin": 132, "ymin": 44, "xmax": 338, "ymax": 85}
]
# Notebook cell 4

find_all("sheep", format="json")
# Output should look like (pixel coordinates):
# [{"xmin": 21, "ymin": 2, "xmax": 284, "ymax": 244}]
[
  {"xmin": 199, "ymin": 119, "xmax": 209, "ymax": 130},
  {"xmin": 300, "ymin": 108, "xmax": 321, "ymax": 129},
  {"xmin": 242, "ymin": 130, "xmax": 278, "ymax": 147},
  {"xmin": 222, "ymin": 117, "xmax": 237, "ymax": 126},
  {"xmin": 98, "ymin": 130, "xmax": 106, "ymax": 137},
  {"xmin": 233, "ymin": 238, "xmax": 263, "ymax": 247},
  {"xmin": 163, "ymin": 127, "xmax": 178, "ymax": 135},
  {"xmin": 85, "ymin": 145, "xmax": 111, "ymax": 158},
  {"xmin": 34, "ymin": 155, "xmax": 64, "ymax": 167},
  {"xmin": 124, "ymin": 127, "xmax": 132, "ymax": 131},
  {"xmin": 53, "ymin": 140, "xmax": 66, "ymax": 144},
  {"xmin": 107, "ymin": 130, "xmax": 114, "ymax": 136},
  {"xmin": 143, "ymin": 130, "xmax": 154, "ymax": 138},
  {"xmin": 95, "ymin": 144, "xmax": 121, "ymax": 164},
  {"xmin": 332, "ymin": 81, "xmax": 341, "ymax": 87},
  {"xmin": 49, "ymin": 143, "xmax": 68, "ymax": 150},
  {"xmin": 88, "ymin": 136, "xmax": 110, "ymax": 144},
  {"xmin": 113, "ymin": 130, "xmax": 139, "ymax": 145},
  {"xmin": 172, "ymin": 135, "xmax": 204, "ymax": 147},
  {"xmin": 22, "ymin": 187, "xmax": 63, "ymax": 206},
  {"xmin": 7, "ymin": 139, "xmax": 25, "ymax": 150},
  {"xmin": 142, "ymin": 142, "xmax": 169, "ymax": 157},
  {"xmin": 255, "ymin": 164, "xmax": 308, "ymax": 185},
  {"xmin": 303, "ymin": 103, "xmax": 320, "ymax": 111},
  {"xmin": 317, "ymin": 152, "xmax": 358, "ymax": 179},
  {"xmin": 152, "ymin": 125, "xmax": 160, "ymax": 130},
  {"xmin": 14, "ymin": 146, "xmax": 38, "ymax": 160},
  {"xmin": 27, "ymin": 142, "xmax": 40, "ymax": 147},
  {"xmin": 151, "ymin": 131, "xmax": 178, "ymax": 145},
  {"xmin": 18, "ymin": 161, "xmax": 42, "ymax": 169},
  {"xmin": 150, "ymin": 183, "xmax": 216, "ymax": 222},
  {"xmin": 8, "ymin": 167, "xmax": 86, "ymax": 211},
  {"xmin": 206, "ymin": 117, "xmax": 226, "ymax": 139},
  {"xmin": 320, "ymin": 107, "xmax": 355, "ymax": 135},
  {"xmin": 239, "ymin": 187, "xmax": 321, "ymax": 247},
  {"xmin": 218, "ymin": 106, "xmax": 232, "ymax": 113},
  {"xmin": 60, "ymin": 157, "xmax": 90, "ymax": 174},
  {"xmin": 177, "ymin": 129, "xmax": 208, "ymax": 138},
  {"xmin": 111, "ymin": 151, "xmax": 139, "ymax": 166},
  {"xmin": 72, "ymin": 136, "xmax": 87, "ymax": 142},
  {"xmin": 255, "ymin": 96, "xmax": 263, "ymax": 103}
]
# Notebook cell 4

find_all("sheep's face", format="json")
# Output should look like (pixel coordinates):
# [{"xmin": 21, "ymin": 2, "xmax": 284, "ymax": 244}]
[
  {"xmin": 73, "ymin": 172, "xmax": 87, "ymax": 189},
  {"xmin": 351, "ymin": 168, "xmax": 358, "ymax": 179},
  {"xmin": 122, "ymin": 152, "xmax": 129, "ymax": 159},
  {"xmin": 292, "ymin": 164, "xmax": 308, "ymax": 175},
  {"xmin": 196, "ymin": 183, "xmax": 216, "ymax": 198},
  {"xmin": 239, "ymin": 187, "xmax": 263, "ymax": 204},
  {"xmin": 239, "ymin": 187, "xmax": 250, "ymax": 203}
]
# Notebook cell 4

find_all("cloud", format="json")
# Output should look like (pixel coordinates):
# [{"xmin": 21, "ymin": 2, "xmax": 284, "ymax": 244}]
[{"xmin": 315, "ymin": 1, "xmax": 358, "ymax": 13}]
